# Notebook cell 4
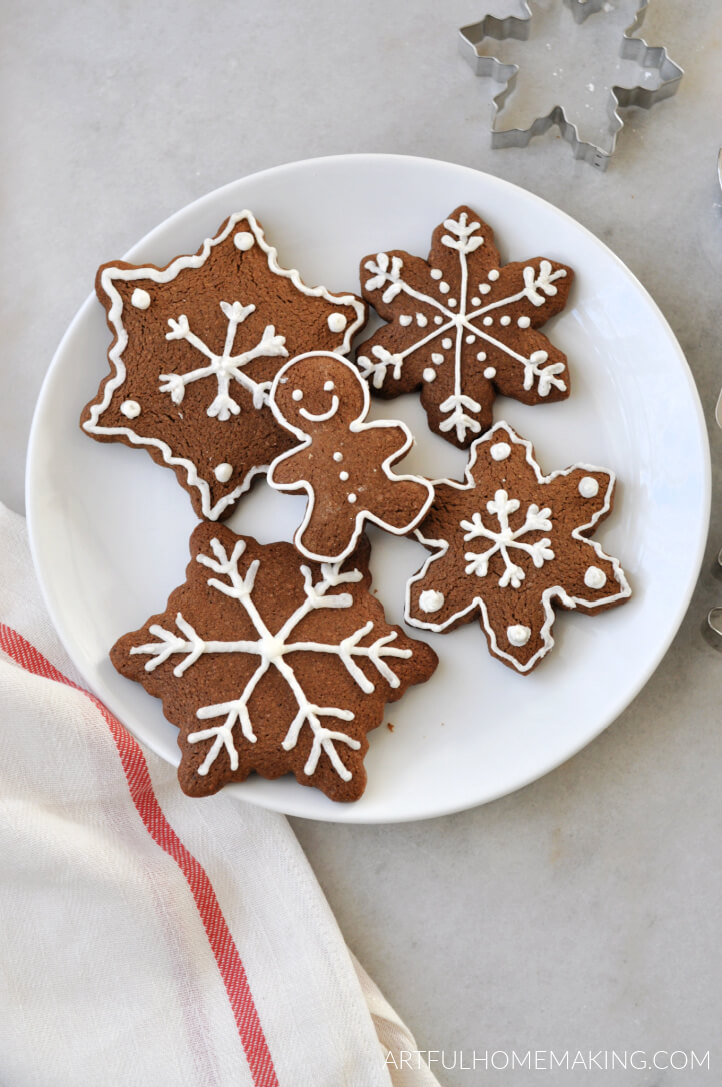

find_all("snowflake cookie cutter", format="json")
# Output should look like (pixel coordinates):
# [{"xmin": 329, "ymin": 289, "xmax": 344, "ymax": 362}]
[{"xmin": 458, "ymin": 0, "xmax": 683, "ymax": 170}]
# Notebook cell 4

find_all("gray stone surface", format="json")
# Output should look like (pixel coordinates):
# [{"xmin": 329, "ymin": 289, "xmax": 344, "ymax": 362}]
[{"xmin": 3, "ymin": 1, "xmax": 721, "ymax": 1081}]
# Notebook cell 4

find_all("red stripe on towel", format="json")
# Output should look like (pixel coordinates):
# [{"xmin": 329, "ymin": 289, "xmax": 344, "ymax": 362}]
[{"xmin": 0, "ymin": 624, "xmax": 279, "ymax": 1087}]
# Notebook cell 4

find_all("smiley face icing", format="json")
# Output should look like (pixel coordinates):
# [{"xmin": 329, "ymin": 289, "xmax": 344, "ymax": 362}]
[
  {"xmin": 80, "ymin": 211, "xmax": 367, "ymax": 521},
  {"xmin": 268, "ymin": 352, "xmax": 434, "ymax": 562},
  {"xmin": 356, "ymin": 205, "xmax": 574, "ymax": 450},
  {"xmin": 405, "ymin": 422, "xmax": 631, "ymax": 674}
]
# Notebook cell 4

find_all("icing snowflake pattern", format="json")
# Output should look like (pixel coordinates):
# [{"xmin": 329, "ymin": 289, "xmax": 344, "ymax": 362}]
[
  {"xmin": 113, "ymin": 525, "xmax": 436, "ymax": 801},
  {"xmin": 461, "ymin": 491, "xmax": 554, "ymax": 588},
  {"xmin": 357, "ymin": 205, "xmax": 573, "ymax": 448},
  {"xmin": 160, "ymin": 300, "xmax": 287, "ymax": 420},
  {"xmin": 405, "ymin": 422, "xmax": 631, "ymax": 674}
]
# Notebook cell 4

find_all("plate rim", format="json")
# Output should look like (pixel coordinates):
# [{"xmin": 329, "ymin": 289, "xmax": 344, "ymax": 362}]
[{"xmin": 26, "ymin": 151, "xmax": 712, "ymax": 823}]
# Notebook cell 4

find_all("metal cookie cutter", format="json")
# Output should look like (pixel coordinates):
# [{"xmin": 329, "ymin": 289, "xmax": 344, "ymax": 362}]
[{"xmin": 459, "ymin": 0, "xmax": 683, "ymax": 170}]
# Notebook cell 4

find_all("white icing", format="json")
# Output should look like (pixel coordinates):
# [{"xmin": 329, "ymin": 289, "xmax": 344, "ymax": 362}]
[
  {"xmin": 461, "ymin": 487, "xmax": 554, "ymax": 588},
  {"xmin": 465, "ymin": 334, "xmax": 475, "ymax": 344},
  {"xmin": 439, "ymin": 282, "xmax": 450, "ymax": 294},
  {"xmin": 419, "ymin": 589, "xmax": 444, "ymax": 614},
  {"xmin": 476, "ymin": 351, "xmax": 487, "ymax": 362},
  {"xmin": 404, "ymin": 424, "xmax": 631, "ymax": 675},
  {"xmin": 233, "ymin": 231, "xmax": 254, "ymax": 251},
  {"xmin": 120, "ymin": 399, "xmax": 141, "ymax": 419},
  {"xmin": 131, "ymin": 288, "xmax": 150, "ymax": 310},
  {"xmin": 442, "ymin": 337, "xmax": 452, "ymax": 349},
  {"xmin": 578, "ymin": 475, "xmax": 599, "ymax": 498},
  {"xmin": 490, "ymin": 442, "xmax": 511, "ymax": 461},
  {"xmin": 348, "ymin": 493, "xmax": 357, "ymax": 504},
  {"xmin": 483, "ymin": 316, "xmax": 493, "ymax": 326},
  {"xmin": 399, "ymin": 315, "xmax": 413, "ymax": 326},
  {"xmin": 431, "ymin": 353, "xmax": 444, "ymax": 364},
  {"xmin": 471, "ymin": 297, "xmax": 480, "ymax": 306},
  {"xmin": 584, "ymin": 565, "xmax": 607, "ymax": 589},
  {"xmin": 517, "ymin": 315, "xmax": 531, "ymax": 328},
  {"xmin": 423, "ymin": 367, "xmax": 436, "ymax": 382},
  {"xmin": 507, "ymin": 624, "xmax": 531, "ymax": 647},
  {"xmin": 292, "ymin": 389, "xmax": 303, "ymax": 401},
  {"xmin": 430, "ymin": 268, "xmax": 443, "ymax": 280},
  {"xmin": 416, "ymin": 314, "xmax": 428, "ymax": 327},
  {"xmin": 483, "ymin": 366, "xmax": 496, "ymax": 379},
  {"xmin": 500, "ymin": 316, "xmax": 511, "ymax": 326},
  {"xmin": 448, "ymin": 298, "xmax": 457, "ymax": 308},
  {"xmin": 131, "ymin": 538, "xmax": 414, "ymax": 782},
  {"xmin": 323, "ymin": 380, "xmax": 335, "ymax": 391},
  {"xmin": 299, "ymin": 395, "xmax": 339, "ymax": 422},
  {"xmin": 488, "ymin": 269, "xmax": 500, "ymax": 281},
  {"xmin": 480, "ymin": 283, "xmax": 491, "ymax": 295},
  {"xmin": 214, "ymin": 462, "xmax": 233, "ymax": 483},
  {"xmin": 333, "ymin": 451, "xmax": 343, "ymax": 462},
  {"xmin": 327, "ymin": 312, "xmax": 347, "ymax": 333},
  {"xmin": 83, "ymin": 210, "xmax": 367, "ymax": 520},
  {"xmin": 433, "ymin": 316, "xmax": 443, "ymax": 325},
  {"xmin": 339, "ymin": 470, "xmax": 349, "ymax": 481}
]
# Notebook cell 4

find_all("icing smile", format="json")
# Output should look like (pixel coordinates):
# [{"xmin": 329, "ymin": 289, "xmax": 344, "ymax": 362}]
[{"xmin": 299, "ymin": 395, "xmax": 340, "ymax": 422}]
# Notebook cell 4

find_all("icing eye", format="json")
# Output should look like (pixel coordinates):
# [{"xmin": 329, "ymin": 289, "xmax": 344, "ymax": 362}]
[
  {"xmin": 323, "ymin": 380, "xmax": 335, "ymax": 392},
  {"xmin": 292, "ymin": 389, "xmax": 303, "ymax": 402}
]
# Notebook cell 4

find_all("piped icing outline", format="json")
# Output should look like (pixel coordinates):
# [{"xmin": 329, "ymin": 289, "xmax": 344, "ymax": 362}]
[
  {"xmin": 404, "ymin": 421, "xmax": 631, "ymax": 673},
  {"xmin": 267, "ymin": 351, "xmax": 434, "ymax": 563},
  {"xmin": 83, "ymin": 211, "xmax": 367, "ymax": 520}
]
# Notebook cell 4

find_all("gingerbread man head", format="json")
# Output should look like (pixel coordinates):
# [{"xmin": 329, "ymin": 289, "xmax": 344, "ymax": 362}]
[{"xmin": 270, "ymin": 353, "xmax": 367, "ymax": 436}]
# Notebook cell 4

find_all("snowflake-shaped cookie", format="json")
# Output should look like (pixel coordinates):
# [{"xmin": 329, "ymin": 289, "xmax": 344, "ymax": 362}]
[
  {"xmin": 405, "ymin": 423, "xmax": 631, "ymax": 673},
  {"xmin": 82, "ymin": 211, "xmax": 367, "ymax": 520},
  {"xmin": 356, "ymin": 206, "xmax": 573, "ymax": 448},
  {"xmin": 112, "ymin": 524, "xmax": 437, "ymax": 801}
]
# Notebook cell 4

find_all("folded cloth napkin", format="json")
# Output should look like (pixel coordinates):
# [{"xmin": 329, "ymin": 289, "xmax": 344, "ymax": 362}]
[{"xmin": 0, "ymin": 503, "xmax": 439, "ymax": 1087}]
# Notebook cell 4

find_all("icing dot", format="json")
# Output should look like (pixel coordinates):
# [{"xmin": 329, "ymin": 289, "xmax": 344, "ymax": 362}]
[
  {"xmin": 471, "ymin": 297, "xmax": 481, "ymax": 306},
  {"xmin": 130, "ymin": 288, "xmax": 150, "ymax": 310},
  {"xmin": 348, "ymin": 493, "xmax": 357, "ymax": 504},
  {"xmin": 339, "ymin": 470, "xmax": 349, "ymax": 481},
  {"xmin": 488, "ymin": 269, "xmax": 500, "ymax": 281},
  {"xmin": 483, "ymin": 366, "xmax": 496, "ymax": 379},
  {"xmin": 448, "ymin": 298, "xmax": 457, "ymax": 308},
  {"xmin": 442, "ymin": 337, "xmax": 453, "ymax": 349},
  {"xmin": 333, "ymin": 451, "xmax": 343, "ymax": 462},
  {"xmin": 476, "ymin": 351, "xmax": 487, "ymax": 362},
  {"xmin": 233, "ymin": 231, "xmax": 254, "ymax": 251},
  {"xmin": 500, "ymin": 315, "xmax": 511, "ymax": 326},
  {"xmin": 578, "ymin": 475, "xmax": 599, "ymax": 498},
  {"xmin": 430, "ymin": 268, "xmax": 443, "ymax": 280},
  {"xmin": 465, "ymin": 334, "xmax": 475, "ymax": 344},
  {"xmin": 480, "ymin": 283, "xmax": 491, "ymax": 295},
  {"xmin": 419, "ymin": 589, "xmax": 445, "ymax": 614},
  {"xmin": 518, "ymin": 315, "xmax": 531, "ymax": 328},
  {"xmin": 416, "ymin": 314, "xmax": 428, "ymax": 327},
  {"xmin": 584, "ymin": 565, "xmax": 607, "ymax": 589},
  {"xmin": 323, "ymin": 380, "xmax": 335, "ymax": 392},
  {"xmin": 431, "ymin": 353, "xmax": 444, "ymax": 364},
  {"xmin": 433, "ymin": 316, "xmax": 443, "ymax": 325},
  {"xmin": 399, "ymin": 315, "xmax": 413, "ymax": 326},
  {"xmin": 439, "ymin": 282, "xmax": 450, "ymax": 294},
  {"xmin": 490, "ymin": 441, "xmax": 511, "ymax": 461},
  {"xmin": 483, "ymin": 316, "xmax": 493, "ymax": 326},
  {"xmin": 292, "ymin": 389, "xmax": 303, "ymax": 401},
  {"xmin": 120, "ymin": 399, "xmax": 141, "ymax": 419},
  {"xmin": 423, "ymin": 367, "xmax": 436, "ymax": 382},
  {"xmin": 507, "ymin": 624, "xmax": 531, "ymax": 647},
  {"xmin": 214, "ymin": 462, "xmax": 233, "ymax": 483},
  {"xmin": 327, "ymin": 312, "xmax": 347, "ymax": 333}
]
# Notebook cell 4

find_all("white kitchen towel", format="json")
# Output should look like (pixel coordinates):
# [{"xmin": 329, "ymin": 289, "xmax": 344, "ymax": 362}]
[{"xmin": 0, "ymin": 503, "xmax": 439, "ymax": 1087}]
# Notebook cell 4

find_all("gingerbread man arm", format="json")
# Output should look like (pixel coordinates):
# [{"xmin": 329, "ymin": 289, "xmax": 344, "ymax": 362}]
[{"xmin": 267, "ymin": 445, "xmax": 312, "ymax": 489}]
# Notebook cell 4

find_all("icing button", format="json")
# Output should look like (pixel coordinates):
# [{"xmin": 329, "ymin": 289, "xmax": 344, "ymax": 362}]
[
  {"xmin": 233, "ymin": 231, "xmax": 254, "ymax": 251},
  {"xmin": 327, "ymin": 312, "xmax": 347, "ymax": 333},
  {"xmin": 507, "ymin": 624, "xmax": 531, "ymax": 647},
  {"xmin": 584, "ymin": 565, "xmax": 607, "ymax": 589},
  {"xmin": 578, "ymin": 476, "xmax": 600, "ymax": 499},
  {"xmin": 214, "ymin": 462, "xmax": 233, "ymax": 483},
  {"xmin": 120, "ymin": 399, "xmax": 141, "ymax": 419},
  {"xmin": 490, "ymin": 441, "xmax": 511, "ymax": 461},
  {"xmin": 130, "ymin": 288, "xmax": 150, "ymax": 310},
  {"xmin": 419, "ymin": 589, "xmax": 444, "ymax": 614}
]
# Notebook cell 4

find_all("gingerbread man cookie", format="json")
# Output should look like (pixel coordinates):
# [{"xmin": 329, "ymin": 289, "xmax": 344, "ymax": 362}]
[
  {"xmin": 405, "ymin": 423, "xmax": 631, "ymax": 674},
  {"xmin": 268, "ymin": 352, "xmax": 434, "ymax": 562},
  {"xmin": 356, "ymin": 205, "xmax": 574, "ymax": 450},
  {"xmin": 81, "ymin": 211, "xmax": 367, "ymax": 520}
]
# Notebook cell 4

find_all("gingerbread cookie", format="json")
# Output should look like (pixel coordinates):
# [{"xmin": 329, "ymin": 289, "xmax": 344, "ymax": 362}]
[
  {"xmin": 81, "ymin": 211, "xmax": 367, "ymax": 520},
  {"xmin": 267, "ymin": 352, "xmax": 434, "ymax": 562},
  {"xmin": 356, "ymin": 205, "xmax": 573, "ymax": 449},
  {"xmin": 405, "ymin": 423, "xmax": 631, "ymax": 673},
  {"xmin": 112, "ymin": 523, "xmax": 437, "ymax": 802}
]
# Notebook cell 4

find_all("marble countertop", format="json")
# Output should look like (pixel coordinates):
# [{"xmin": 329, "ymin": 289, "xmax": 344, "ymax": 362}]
[{"xmin": 4, "ymin": 1, "xmax": 721, "ymax": 1081}]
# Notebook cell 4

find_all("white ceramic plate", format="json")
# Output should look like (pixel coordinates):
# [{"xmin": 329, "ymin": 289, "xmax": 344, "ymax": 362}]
[{"xmin": 26, "ymin": 154, "xmax": 710, "ymax": 823}]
